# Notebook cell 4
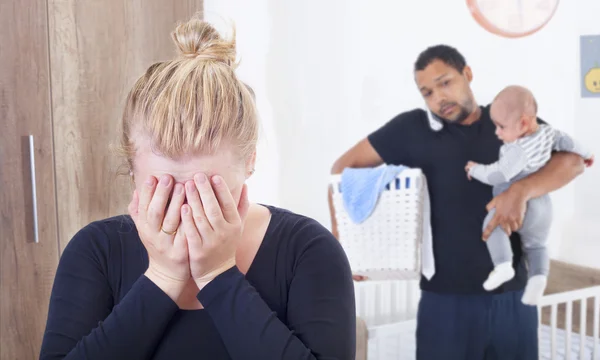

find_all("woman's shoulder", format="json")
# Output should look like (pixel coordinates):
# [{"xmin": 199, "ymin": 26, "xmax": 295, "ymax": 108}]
[
  {"xmin": 258, "ymin": 205, "xmax": 353, "ymax": 298},
  {"xmin": 65, "ymin": 215, "xmax": 136, "ymax": 246},
  {"xmin": 261, "ymin": 205, "xmax": 347, "ymax": 262},
  {"xmin": 263, "ymin": 205, "xmax": 331, "ymax": 237},
  {"xmin": 59, "ymin": 216, "xmax": 144, "ymax": 295},
  {"xmin": 61, "ymin": 215, "xmax": 140, "ymax": 266}
]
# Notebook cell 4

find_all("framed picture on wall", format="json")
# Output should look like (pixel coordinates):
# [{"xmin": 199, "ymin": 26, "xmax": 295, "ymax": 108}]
[{"xmin": 581, "ymin": 35, "xmax": 600, "ymax": 98}]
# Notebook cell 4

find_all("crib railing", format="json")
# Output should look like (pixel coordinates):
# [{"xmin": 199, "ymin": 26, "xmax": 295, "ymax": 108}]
[
  {"xmin": 354, "ymin": 279, "xmax": 421, "ymax": 329},
  {"xmin": 354, "ymin": 280, "xmax": 421, "ymax": 359},
  {"xmin": 354, "ymin": 279, "xmax": 600, "ymax": 360},
  {"xmin": 537, "ymin": 285, "xmax": 600, "ymax": 360}
]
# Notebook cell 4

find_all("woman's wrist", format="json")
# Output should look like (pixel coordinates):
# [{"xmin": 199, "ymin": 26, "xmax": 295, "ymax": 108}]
[
  {"xmin": 144, "ymin": 267, "xmax": 187, "ymax": 302},
  {"xmin": 193, "ymin": 259, "xmax": 236, "ymax": 292}
]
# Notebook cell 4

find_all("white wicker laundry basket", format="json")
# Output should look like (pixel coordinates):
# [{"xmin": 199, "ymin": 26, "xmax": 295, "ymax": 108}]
[{"xmin": 330, "ymin": 168, "xmax": 427, "ymax": 280}]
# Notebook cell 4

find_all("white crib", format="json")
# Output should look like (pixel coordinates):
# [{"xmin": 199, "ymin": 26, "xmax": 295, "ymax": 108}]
[
  {"xmin": 538, "ymin": 286, "xmax": 600, "ymax": 360},
  {"xmin": 331, "ymin": 169, "xmax": 600, "ymax": 360},
  {"xmin": 354, "ymin": 280, "xmax": 600, "ymax": 360}
]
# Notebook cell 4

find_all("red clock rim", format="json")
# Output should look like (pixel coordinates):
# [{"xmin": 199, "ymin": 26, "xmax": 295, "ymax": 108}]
[{"xmin": 466, "ymin": 0, "xmax": 560, "ymax": 38}]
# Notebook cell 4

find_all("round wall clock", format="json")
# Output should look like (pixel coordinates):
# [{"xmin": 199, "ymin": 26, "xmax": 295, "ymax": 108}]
[{"xmin": 467, "ymin": 0, "xmax": 560, "ymax": 38}]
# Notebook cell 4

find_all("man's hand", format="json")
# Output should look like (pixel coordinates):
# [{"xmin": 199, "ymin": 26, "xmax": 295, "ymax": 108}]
[
  {"xmin": 584, "ymin": 155, "xmax": 594, "ymax": 168},
  {"xmin": 482, "ymin": 183, "xmax": 528, "ymax": 240}
]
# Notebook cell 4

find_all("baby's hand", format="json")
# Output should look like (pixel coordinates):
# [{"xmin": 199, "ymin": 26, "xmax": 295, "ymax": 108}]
[
  {"xmin": 465, "ymin": 161, "xmax": 478, "ymax": 180},
  {"xmin": 584, "ymin": 155, "xmax": 594, "ymax": 168}
]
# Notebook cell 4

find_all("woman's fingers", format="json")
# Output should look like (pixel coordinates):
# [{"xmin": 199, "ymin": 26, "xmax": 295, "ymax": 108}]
[
  {"xmin": 183, "ymin": 174, "xmax": 244, "ymax": 285},
  {"xmin": 161, "ymin": 183, "xmax": 185, "ymax": 235},
  {"xmin": 131, "ymin": 176, "xmax": 192, "ymax": 294},
  {"xmin": 147, "ymin": 175, "xmax": 174, "ymax": 230},
  {"xmin": 211, "ymin": 175, "xmax": 239, "ymax": 224},
  {"xmin": 195, "ymin": 173, "xmax": 223, "ymax": 225},
  {"xmin": 181, "ymin": 204, "xmax": 203, "ymax": 252},
  {"xmin": 138, "ymin": 176, "xmax": 157, "ymax": 224},
  {"xmin": 172, "ymin": 220, "xmax": 188, "ymax": 249},
  {"xmin": 185, "ymin": 180, "xmax": 212, "ymax": 233}
]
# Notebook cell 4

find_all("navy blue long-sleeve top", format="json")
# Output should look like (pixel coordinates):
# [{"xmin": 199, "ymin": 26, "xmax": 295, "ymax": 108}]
[{"xmin": 39, "ymin": 205, "xmax": 356, "ymax": 359}]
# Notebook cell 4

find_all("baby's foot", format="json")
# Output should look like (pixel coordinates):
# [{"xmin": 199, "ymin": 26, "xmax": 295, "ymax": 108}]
[
  {"xmin": 521, "ymin": 275, "xmax": 547, "ymax": 306},
  {"xmin": 483, "ymin": 262, "xmax": 515, "ymax": 291}
]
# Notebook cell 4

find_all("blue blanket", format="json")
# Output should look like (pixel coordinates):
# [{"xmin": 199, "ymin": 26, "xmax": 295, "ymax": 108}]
[{"xmin": 341, "ymin": 165, "xmax": 407, "ymax": 223}]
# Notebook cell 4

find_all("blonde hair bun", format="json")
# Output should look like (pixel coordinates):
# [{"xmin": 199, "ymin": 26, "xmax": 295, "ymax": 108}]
[
  {"xmin": 119, "ymin": 14, "xmax": 258, "ymax": 169},
  {"xmin": 171, "ymin": 14, "xmax": 236, "ymax": 66}
]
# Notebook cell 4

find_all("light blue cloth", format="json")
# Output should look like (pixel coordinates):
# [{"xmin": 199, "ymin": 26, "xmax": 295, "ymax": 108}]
[{"xmin": 341, "ymin": 165, "xmax": 407, "ymax": 223}]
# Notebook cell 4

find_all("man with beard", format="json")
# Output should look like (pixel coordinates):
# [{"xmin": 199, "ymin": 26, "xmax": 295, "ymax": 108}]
[{"xmin": 328, "ymin": 45, "xmax": 586, "ymax": 360}]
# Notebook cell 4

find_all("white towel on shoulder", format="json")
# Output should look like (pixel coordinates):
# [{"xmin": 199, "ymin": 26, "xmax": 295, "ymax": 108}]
[{"xmin": 420, "ymin": 177, "xmax": 435, "ymax": 280}]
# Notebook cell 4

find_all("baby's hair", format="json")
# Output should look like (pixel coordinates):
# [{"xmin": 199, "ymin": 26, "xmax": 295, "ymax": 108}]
[{"xmin": 493, "ymin": 85, "xmax": 538, "ymax": 122}]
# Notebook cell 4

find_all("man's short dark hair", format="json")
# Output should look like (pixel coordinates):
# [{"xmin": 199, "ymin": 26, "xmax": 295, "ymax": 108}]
[{"xmin": 414, "ymin": 45, "xmax": 467, "ymax": 73}]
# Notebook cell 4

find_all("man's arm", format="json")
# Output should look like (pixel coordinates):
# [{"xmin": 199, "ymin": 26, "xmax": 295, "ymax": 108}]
[
  {"xmin": 328, "ymin": 138, "xmax": 384, "ymax": 239},
  {"xmin": 552, "ymin": 128, "xmax": 593, "ymax": 160},
  {"xmin": 515, "ymin": 152, "xmax": 585, "ymax": 200},
  {"xmin": 518, "ymin": 120, "xmax": 588, "ymax": 198},
  {"xmin": 483, "ymin": 152, "xmax": 584, "ymax": 239}
]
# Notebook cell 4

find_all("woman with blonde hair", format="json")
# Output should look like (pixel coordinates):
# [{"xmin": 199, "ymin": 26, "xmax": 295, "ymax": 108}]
[{"xmin": 40, "ymin": 14, "xmax": 355, "ymax": 359}]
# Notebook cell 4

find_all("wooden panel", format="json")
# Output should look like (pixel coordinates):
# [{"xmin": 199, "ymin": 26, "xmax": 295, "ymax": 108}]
[
  {"xmin": 0, "ymin": 0, "xmax": 60, "ymax": 359},
  {"xmin": 48, "ymin": 0, "xmax": 204, "ymax": 252},
  {"xmin": 541, "ymin": 260, "xmax": 600, "ymax": 336}
]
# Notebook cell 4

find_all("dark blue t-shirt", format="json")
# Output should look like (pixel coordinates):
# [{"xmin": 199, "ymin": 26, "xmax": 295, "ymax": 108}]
[
  {"xmin": 39, "ymin": 206, "xmax": 356, "ymax": 359},
  {"xmin": 368, "ymin": 105, "xmax": 531, "ymax": 295}
]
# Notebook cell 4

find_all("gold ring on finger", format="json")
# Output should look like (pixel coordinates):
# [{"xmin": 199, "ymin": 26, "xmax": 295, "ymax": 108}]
[{"xmin": 161, "ymin": 227, "xmax": 177, "ymax": 236}]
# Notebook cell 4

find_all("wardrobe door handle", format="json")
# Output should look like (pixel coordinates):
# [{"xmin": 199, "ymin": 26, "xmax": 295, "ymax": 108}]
[{"xmin": 27, "ymin": 135, "xmax": 39, "ymax": 244}]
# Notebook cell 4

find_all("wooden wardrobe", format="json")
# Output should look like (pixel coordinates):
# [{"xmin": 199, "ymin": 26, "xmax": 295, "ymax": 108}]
[{"xmin": 0, "ymin": 1, "xmax": 203, "ymax": 358}]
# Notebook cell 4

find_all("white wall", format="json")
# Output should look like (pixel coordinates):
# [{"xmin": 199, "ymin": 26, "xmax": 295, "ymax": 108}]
[
  {"xmin": 203, "ymin": 1, "xmax": 280, "ymax": 207},
  {"xmin": 205, "ymin": 1, "xmax": 600, "ymax": 268},
  {"xmin": 558, "ymin": 1, "xmax": 600, "ymax": 269}
]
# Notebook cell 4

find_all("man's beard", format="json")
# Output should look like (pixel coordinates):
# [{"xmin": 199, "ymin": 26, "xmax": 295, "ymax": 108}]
[{"xmin": 438, "ymin": 102, "xmax": 472, "ymax": 124}]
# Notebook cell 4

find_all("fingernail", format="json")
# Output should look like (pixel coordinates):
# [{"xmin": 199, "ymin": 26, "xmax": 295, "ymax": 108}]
[
  {"xmin": 174, "ymin": 183, "xmax": 183, "ymax": 195},
  {"xmin": 195, "ymin": 173, "xmax": 207, "ymax": 184},
  {"xmin": 182, "ymin": 205, "xmax": 189, "ymax": 215},
  {"xmin": 160, "ymin": 176, "xmax": 171, "ymax": 186},
  {"xmin": 145, "ymin": 177, "xmax": 155, "ymax": 187},
  {"xmin": 212, "ymin": 175, "xmax": 222, "ymax": 185}
]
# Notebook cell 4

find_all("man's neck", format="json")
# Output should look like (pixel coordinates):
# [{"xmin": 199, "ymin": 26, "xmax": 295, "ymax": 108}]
[{"xmin": 460, "ymin": 105, "xmax": 482, "ymax": 126}]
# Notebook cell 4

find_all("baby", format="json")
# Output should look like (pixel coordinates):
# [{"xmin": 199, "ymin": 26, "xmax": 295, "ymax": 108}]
[{"xmin": 465, "ymin": 85, "xmax": 594, "ymax": 305}]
